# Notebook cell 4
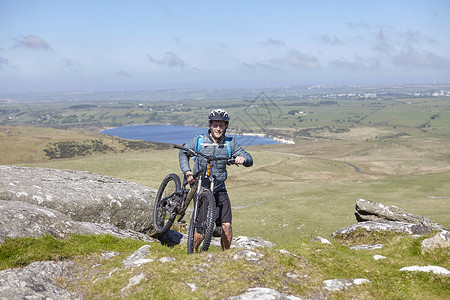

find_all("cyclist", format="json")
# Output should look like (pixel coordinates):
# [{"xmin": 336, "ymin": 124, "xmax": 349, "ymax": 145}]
[{"xmin": 179, "ymin": 109, "xmax": 253, "ymax": 251}]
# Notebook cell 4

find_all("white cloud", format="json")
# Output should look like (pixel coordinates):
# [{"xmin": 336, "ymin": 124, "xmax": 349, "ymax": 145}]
[
  {"xmin": 329, "ymin": 54, "xmax": 380, "ymax": 71},
  {"xmin": 12, "ymin": 34, "xmax": 52, "ymax": 50},
  {"xmin": 259, "ymin": 39, "xmax": 286, "ymax": 47},
  {"xmin": 270, "ymin": 50, "xmax": 320, "ymax": 69},
  {"xmin": 117, "ymin": 70, "xmax": 131, "ymax": 77},
  {"xmin": 391, "ymin": 48, "xmax": 450, "ymax": 68},
  {"xmin": 318, "ymin": 34, "xmax": 344, "ymax": 45},
  {"xmin": 147, "ymin": 52, "xmax": 187, "ymax": 68},
  {"xmin": 0, "ymin": 56, "xmax": 9, "ymax": 69}
]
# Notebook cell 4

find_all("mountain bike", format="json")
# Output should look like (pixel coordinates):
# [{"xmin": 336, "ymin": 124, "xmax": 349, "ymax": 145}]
[{"xmin": 152, "ymin": 144, "xmax": 236, "ymax": 254}]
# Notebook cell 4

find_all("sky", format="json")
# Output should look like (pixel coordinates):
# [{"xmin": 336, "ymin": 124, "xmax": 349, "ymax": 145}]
[{"xmin": 0, "ymin": 0, "xmax": 449, "ymax": 93}]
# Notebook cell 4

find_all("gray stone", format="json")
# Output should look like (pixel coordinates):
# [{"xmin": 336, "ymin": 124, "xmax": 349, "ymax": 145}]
[
  {"xmin": 232, "ymin": 236, "xmax": 275, "ymax": 249},
  {"xmin": 355, "ymin": 198, "xmax": 443, "ymax": 231},
  {"xmin": 350, "ymin": 244, "xmax": 383, "ymax": 250},
  {"xmin": 224, "ymin": 287, "xmax": 304, "ymax": 300},
  {"xmin": 421, "ymin": 230, "xmax": 450, "ymax": 253},
  {"xmin": 121, "ymin": 273, "xmax": 145, "ymax": 292},
  {"xmin": 400, "ymin": 265, "xmax": 450, "ymax": 276},
  {"xmin": 158, "ymin": 257, "xmax": 176, "ymax": 263},
  {"xmin": 122, "ymin": 245, "xmax": 153, "ymax": 268},
  {"xmin": 0, "ymin": 166, "xmax": 157, "ymax": 233},
  {"xmin": 0, "ymin": 260, "xmax": 79, "ymax": 300},
  {"xmin": 322, "ymin": 278, "xmax": 371, "ymax": 292},
  {"xmin": 232, "ymin": 250, "xmax": 264, "ymax": 261},
  {"xmin": 373, "ymin": 255, "xmax": 387, "ymax": 260},
  {"xmin": 311, "ymin": 236, "xmax": 332, "ymax": 244},
  {"xmin": 0, "ymin": 200, "xmax": 156, "ymax": 244},
  {"xmin": 332, "ymin": 220, "xmax": 432, "ymax": 237}
]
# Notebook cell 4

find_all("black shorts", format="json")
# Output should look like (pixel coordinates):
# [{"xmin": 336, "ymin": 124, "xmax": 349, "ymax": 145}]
[
  {"xmin": 197, "ymin": 189, "xmax": 232, "ymax": 231},
  {"xmin": 214, "ymin": 189, "xmax": 232, "ymax": 226}
]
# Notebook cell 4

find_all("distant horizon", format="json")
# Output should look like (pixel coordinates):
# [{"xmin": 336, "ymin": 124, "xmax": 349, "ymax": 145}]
[{"xmin": 1, "ymin": 81, "xmax": 450, "ymax": 97}]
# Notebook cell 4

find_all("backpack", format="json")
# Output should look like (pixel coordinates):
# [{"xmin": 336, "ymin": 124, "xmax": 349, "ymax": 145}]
[{"xmin": 196, "ymin": 134, "xmax": 232, "ymax": 158}]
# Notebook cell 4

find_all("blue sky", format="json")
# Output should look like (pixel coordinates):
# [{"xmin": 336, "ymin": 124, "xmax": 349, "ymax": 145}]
[{"xmin": 1, "ymin": 0, "xmax": 449, "ymax": 93}]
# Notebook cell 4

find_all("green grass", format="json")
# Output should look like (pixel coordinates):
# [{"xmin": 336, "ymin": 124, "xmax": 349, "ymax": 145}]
[
  {"xmin": 2, "ymin": 232, "xmax": 447, "ymax": 299},
  {"xmin": 0, "ymin": 234, "xmax": 147, "ymax": 270}
]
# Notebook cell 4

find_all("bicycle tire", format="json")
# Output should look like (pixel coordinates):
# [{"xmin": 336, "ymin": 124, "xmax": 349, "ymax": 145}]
[
  {"xmin": 187, "ymin": 189, "xmax": 216, "ymax": 254},
  {"xmin": 153, "ymin": 173, "xmax": 181, "ymax": 234}
]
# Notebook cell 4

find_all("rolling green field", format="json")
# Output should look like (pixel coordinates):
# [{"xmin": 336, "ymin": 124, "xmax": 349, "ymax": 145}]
[
  {"xmin": 1, "ymin": 124, "xmax": 449, "ymax": 244},
  {"xmin": 1, "ymin": 89, "xmax": 450, "ymax": 243}
]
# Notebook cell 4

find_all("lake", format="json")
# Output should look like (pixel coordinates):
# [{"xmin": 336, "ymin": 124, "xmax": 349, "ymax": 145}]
[{"xmin": 99, "ymin": 125, "xmax": 280, "ymax": 146}]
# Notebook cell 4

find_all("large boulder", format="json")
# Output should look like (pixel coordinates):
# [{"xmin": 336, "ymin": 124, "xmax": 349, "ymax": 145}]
[
  {"xmin": 355, "ymin": 198, "xmax": 443, "ymax": 231},
  {"xmin": 0, "ymin": 200, "xmax": 156, "ymax": 244},
  {"xmin": 421, "ymin": 230, "xmax": 450, "ymax": 253},
  {"xmin": 0, "ymin": 260, "xmax": 78, "ymax": 300},
  {"xmin": 0, "ymin": 166, "xmax": 157, "ymax": 233},
  {"xmin": 331, "ymin": 220, "xmax": 432, "ymax": 237}
]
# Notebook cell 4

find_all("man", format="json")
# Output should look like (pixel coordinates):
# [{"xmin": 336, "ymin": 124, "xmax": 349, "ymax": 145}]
[{"xmin": 179, "ymin": 109, "xmax": 253, "ymax": 251}]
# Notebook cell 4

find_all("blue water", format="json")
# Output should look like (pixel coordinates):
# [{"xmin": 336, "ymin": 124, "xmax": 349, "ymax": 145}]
[{"xmin": 100, "ymin": 125, "xmax": 279, "ymax": 146}]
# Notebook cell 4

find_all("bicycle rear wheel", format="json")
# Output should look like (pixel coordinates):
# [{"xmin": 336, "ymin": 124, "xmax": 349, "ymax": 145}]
[
  {"xmin": 153, "ymin": 173, "xmax": 181, "ymax": 234},
  {"xmin": 187, "ymin": 189, "xmax": 216, "ymax": 254}
]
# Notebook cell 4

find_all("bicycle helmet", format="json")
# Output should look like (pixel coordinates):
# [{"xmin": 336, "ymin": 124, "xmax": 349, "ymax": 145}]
[{"xmin": 208, "ymin": 109, "xmax": 230, "ymax": 123}]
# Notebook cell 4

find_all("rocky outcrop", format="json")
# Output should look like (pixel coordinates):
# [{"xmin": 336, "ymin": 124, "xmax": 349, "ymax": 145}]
[
  {"xmin": 322, "ymin": 278, "xmax": 371, "ymax": 292},
  {"xmin": 354, "ymin": 198, "xmax": 443, "ymax": 231},
  {"xmin": 0, "ymin": 166, "xmax": 157, "ymax": 233},
  {"xmin": 224, "ymin": 287, "xmax": 304, "ymax": 300},
  {"xmin": 332, "ymin": 199, "xmax": 446, "ymax": 237},
  {"xmin": 421, "ymin": 230, "xmax": 450, "ymax": 253},
  {"xmin": 0, "ymin": 200, "xmax": 156, "ymax": 244},
  {"xmin": 332, "ymin": 220, "xmax": 432, "ymax": 237},
  {"xmin": 0, "ymin": 261, "xmax": 78, "ymax": 300}
]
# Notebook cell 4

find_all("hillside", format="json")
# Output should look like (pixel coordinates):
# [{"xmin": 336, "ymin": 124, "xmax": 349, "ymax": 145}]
[{"xmin": 0, "ymin": 165, "xmax": 448, "ymax": 299}]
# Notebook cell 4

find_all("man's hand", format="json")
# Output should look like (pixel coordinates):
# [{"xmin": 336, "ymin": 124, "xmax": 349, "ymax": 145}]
[
  {"xmin": 185, "ymin": 171, "xmax": 195, "ymax": 184},
  {"xmin": 235, "ymin": 156, "xmax": 246, "ymax": 165}
]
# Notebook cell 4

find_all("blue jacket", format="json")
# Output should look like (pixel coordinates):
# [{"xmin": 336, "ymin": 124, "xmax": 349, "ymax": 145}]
[{"xmin": 179, "ymin": 130, "xmax": 253, "ymax": 192}]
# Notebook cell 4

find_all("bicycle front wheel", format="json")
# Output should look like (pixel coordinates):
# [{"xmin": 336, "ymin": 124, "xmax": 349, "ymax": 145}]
[
  {"xmin": 187, "ymin": 189, "xmax": 216, "ymax": 254},
  {"xmin": 153, "ymin": 173, "xmax": 181, "ymax": 234}
]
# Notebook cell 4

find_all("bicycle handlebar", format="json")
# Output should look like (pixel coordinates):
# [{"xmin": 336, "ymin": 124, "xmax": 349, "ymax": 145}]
[{"xmin": 174, "ymin": 144, "xmax": 236, "ymax": 165}]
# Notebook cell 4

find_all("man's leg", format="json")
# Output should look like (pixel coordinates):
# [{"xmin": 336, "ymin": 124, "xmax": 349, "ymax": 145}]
[
  {"xmin": 221, "ymin": 222, "xmax": 232, "ymax": 250},
  {"xmin": 193, "ymin": 232, "xmax": 203, "ymax": 253}
]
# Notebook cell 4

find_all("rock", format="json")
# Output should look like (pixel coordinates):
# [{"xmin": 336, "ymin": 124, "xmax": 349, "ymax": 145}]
[
  {"xmin": 355, "ymin": 199, "xmax": 443, "ymax": 231},
  {"xmin": 322, "ymin": 278, "xmax": 371, "ymax": 292},
  {"xmin": 311, "ymin": 236, "xmax": 332, "ymax": 244},
  {"xmin": 158, "ymin": 257, "xmax": 176, "ymax": 263},
  {"xmin": 0, "ymin": 200, "xmax": 156, "ymax": 244},
  {"xmin": 350, "ymin": 244, "xmax": 383, "ymax": 250},
  {"xmin": 232, "ymin": 236, "xmax": 275, "ymax": 249},
  {"xmin": 232, "ymin": 250, "xmax": 264, "ymax": 261},
  {"xmin": 331, "ymin": 220, "xmax": 432, "ymax": 237},
  {"xmin": 0, "ymin": 200, "xmax": 90, "ymax": 243},
  {"xmin": 122, "ymin": 245, "xmax": 153, "ymax": 269},
  {"xmin": 224, "ymin": 287, "xmax": 304, "ymax": 300},
  {"xmin": 421, "ymin": 230, "xmax": 450, "ymax": 253},
  {"xmin": 0, "ymin": 166, "xmax": 157, "ymax": 233},
  {"xmin": 187, "ymin": 283, "xmax": 198, "ymax": 292},
  {"xmin": 0, "ymin": 260, "xmax": 78, "ymax": 300},
  {"xmin": 121, "ymin": 273, "xmax": 145, "ymax": 292},
  {"xmin": 210, "ymin": 235, "xmax": 275, "ymax": 250},
  {"xmin": 373, "ymin": 255, "xmax": 387, "ymax": 260},
  {"xmin": 400, "ymin": 265, "xmax": 450, "ymax": 276}
]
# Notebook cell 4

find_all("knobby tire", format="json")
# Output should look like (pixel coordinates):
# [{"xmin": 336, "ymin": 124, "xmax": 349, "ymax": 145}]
[
  {"xmin": 187, "ymin": 189, "xmax": 216, "ymax": 254},
  {"xmin": 153, "ymin": 173, "xmax": 181, "ymax": 234}
]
